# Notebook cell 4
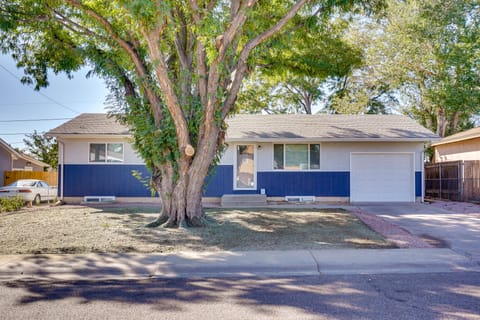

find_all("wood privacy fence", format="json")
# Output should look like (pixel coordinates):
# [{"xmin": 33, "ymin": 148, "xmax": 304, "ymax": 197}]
[
  {"xmin": 425, "ymin": 160, "xmax": 480, "ymax": 202},
  {"xmin": 3, "ymin": 171, "xmax": 58, "ymax": 187}
]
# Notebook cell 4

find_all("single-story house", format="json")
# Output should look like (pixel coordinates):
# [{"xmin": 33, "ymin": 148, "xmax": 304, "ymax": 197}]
[
  {"xmin": 431, "ymin": 127, "xmax": 480, "ymax": 163},
  {"xmin": 0, "ymin": 138, "xmax": 50, "ymax": 186},
  {"xmin": 47, "ymin": 113, "xmax": 438, "ymax": 203}
]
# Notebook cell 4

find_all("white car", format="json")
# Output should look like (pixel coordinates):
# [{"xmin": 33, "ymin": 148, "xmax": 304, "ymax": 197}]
[{"xmin": 0, "ymin": 179, "xmax": 58, "ymax": 205}]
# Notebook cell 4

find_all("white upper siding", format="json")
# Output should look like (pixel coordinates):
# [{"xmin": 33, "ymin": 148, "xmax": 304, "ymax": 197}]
[
  {"xmin": 220, "ymin": 141, "xmax": 424, "ymax": 171},
  {"xmin": 60, "ymin": 137, "xmax": 425, "ymax": 172},
  {"xmin": 59, "ymin": 138, "xmax": 144, "ymax": 165}
]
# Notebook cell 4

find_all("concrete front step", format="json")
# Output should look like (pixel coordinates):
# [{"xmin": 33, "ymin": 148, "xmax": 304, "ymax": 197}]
[{"xmin": 221, "ymin": 194, "xmax": 267, "ymax": 207}]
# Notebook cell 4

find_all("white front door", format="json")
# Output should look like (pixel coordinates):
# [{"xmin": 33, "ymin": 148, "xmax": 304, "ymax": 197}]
[
  {"xmin": 235, "ymin": 144, "xmax": 256, "ymax": 189},
  {"xmin": 350, "ymin": 152, "xmax": 415, "ymax": 202}
]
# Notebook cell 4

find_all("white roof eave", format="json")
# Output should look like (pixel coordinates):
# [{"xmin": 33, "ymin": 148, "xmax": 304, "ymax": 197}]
[{"xmin": 225, "ymin": 137, "xmax": 440, "ymax": 143}]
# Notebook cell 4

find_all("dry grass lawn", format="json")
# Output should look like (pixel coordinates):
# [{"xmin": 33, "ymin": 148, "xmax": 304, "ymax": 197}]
[{"xmin": 0, "ymin": 205, "xmax": 395, "ymax": 254}]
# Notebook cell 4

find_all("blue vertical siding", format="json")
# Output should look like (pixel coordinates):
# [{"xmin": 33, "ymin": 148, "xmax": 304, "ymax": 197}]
[
  {"xmin": 61, "ymin": 164, "xmax": 423, "ymax": 199},
  {"xmin": 203, "ymin": 165, "xmax": 350, "ymax": 197},
  {"xmin": 63, "ymin": 164, "xmax": 152, "ymax": 197},
  {"xmin": 257, "ymin": 171, "xmax": 350, "ymax": 197},
  {"xmin": 415, "ymin": 171, "xmax": 422, "ymax": 197}
]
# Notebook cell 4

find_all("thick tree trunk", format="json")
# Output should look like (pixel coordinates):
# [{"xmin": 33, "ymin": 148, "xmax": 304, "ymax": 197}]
[{"xmin": 147, "ymin": 129, "xmax": 220, "ymax": 228}]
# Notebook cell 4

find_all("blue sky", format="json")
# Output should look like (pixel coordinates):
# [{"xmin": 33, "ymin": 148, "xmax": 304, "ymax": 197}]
[{"xmin": 0, "ymin": 54, "xmax": 109, "ymax": 149}]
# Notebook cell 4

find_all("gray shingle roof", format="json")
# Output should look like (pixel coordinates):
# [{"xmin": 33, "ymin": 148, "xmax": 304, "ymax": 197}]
[
  {"xmin": 225, "ymin": 114, "xmax": 439, "ymax": 142},
  {"xmin": 47, "ymin": 113, "xmax": 130, "ymax": 136},
  {"xmin": 431, "ymin": 126, "xmax": 480, "ymax": 146},
  {"xmin": 47, "ymin": 113, "xmax": 438, "ymax": 142}
]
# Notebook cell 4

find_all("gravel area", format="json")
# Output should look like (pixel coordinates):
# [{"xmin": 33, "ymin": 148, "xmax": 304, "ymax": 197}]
[{"xmin": 349, "ymin": 208, "xmax": 433, "ymax": 248}]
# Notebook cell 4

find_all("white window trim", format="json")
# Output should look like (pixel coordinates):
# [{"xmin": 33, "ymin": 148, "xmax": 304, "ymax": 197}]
[
  {"xmin": 273, "ymin": 143, "xmax": 321, "ymax": 171},
  {"xmin": 233, "ymin": 144, "xmax": 257, "ymax": 190},
  {"xmin": 88, "ymin": 142, "xmax": 125, "ymax": 164}
]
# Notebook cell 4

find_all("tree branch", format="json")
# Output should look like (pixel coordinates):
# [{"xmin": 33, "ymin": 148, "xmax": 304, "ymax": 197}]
[{"xmin": 223, "ymin": 0, "xmax": 308, "ymax": 117}]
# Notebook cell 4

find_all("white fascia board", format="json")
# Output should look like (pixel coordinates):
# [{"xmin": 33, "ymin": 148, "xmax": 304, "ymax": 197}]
[
  {"xmin": 52, "ymin": 134, "xmax": 132, "ymax": 140},
  {"xmin": 225, "ymin": 137, "xmax": 439, "ymax": 143}
]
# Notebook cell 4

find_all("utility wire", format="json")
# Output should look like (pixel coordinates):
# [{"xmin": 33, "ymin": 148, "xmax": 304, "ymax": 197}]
[
  {"xmin": 0, "ymin": 133, "xmax": 41, "ymax": 135},
  {"xmin": 0, "ymin": 64, "xmax": 80, "ymax": 114},
  {"xmin": 0, "ymin": 117, "xmax": 72, "ymax": 123}
]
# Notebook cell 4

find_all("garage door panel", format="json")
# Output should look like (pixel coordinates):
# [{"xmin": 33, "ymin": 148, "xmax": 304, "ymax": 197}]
[{"xmin": 351, "ymin": 153, "xmax": 414, "ymax": 202}]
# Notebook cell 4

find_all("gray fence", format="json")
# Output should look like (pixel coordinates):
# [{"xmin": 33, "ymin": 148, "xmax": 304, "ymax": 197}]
[{"xmin": 425, "ymin": 160, "xmax": 480, "ymax": 202}]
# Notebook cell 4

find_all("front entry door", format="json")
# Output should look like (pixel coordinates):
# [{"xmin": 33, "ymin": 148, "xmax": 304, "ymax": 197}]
[{"xmin": 235, "ymin": 145, "xmax": 255, "ymax": 189}]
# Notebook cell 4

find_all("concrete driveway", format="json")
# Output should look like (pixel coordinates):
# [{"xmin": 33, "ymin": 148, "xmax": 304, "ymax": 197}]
[{"xmin": 358, "ymin": 202, "xmax": 480, "ymax": 265}]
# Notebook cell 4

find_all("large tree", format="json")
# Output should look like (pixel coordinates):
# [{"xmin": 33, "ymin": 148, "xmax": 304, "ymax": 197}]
[
  {"xmin": 0, "ymin": 0, "xmax": 373, "ymax": 227},
  {"xmin": 23, "ymin": 130, "xmax": 58, "ymax": 168},
  {"xmin": 236, "ymin": 14, "xmax": 363, "ymax": 114},
  {"xmin": 329, "ymin": 0, "xmax": 480, "ymax": 135}
]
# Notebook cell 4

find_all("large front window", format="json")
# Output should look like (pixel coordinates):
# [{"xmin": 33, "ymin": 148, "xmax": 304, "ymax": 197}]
[
  {"xmin": 273, "ymin": 144, "xmax": 320, "ymax": 170},
  {"xmin": 89, "ymin": 143, "xmax": 124, "ymax": 163}
]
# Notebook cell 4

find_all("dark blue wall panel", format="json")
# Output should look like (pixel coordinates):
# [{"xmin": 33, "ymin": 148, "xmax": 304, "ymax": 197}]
[
  {"xmin": 203, "ymin": 165, "xmax": 350, "ymax": 197},
  {"xmin": 415, "ymin": 171, "xmax": 422, "ymax": 197},
  {"xmin": 62, "ymin": 164, "xmax": 422, "ymax": 199},
  {"xmin": 257, "ymin": 171, "xmax": 350, "ymax": 197},
  {"xmin": 63, "ymin": 165, "xmax": 152, "ymax": 197}
]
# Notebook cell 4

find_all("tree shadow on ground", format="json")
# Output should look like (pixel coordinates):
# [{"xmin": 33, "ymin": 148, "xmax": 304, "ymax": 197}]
[
  {"xmin": 2, "ymin": 273, "xmax": 480, "ymax": 319},
  {"xmin": 93, "ymin": 207, "xmax": 395, "ymax": 252}
]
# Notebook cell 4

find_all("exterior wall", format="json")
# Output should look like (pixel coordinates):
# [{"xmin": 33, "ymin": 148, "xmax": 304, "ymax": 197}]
[
  {"xmin": 59, "ymin": 138, "xmax": 424, "ymax": 200},
  {"xmin": 208, "ymin": 141, "xmax": 424, "ymax": 198},
  {"xmin": 61, "ymin": 138, "xmax": 143, "ymax": 164},
  {"xmin": 58, "ymin": 137, "xmax": 151, "ymax": 198},
  {"xmin": 434, "ymin": 138, "xmax": 480, "ymax": 163},
  {"xmin": 0, "ymin": 147, "xmax": 11, "ymax": 187},
  {"xmin": 11, "ymin": 158, "xmax": 45, "ymax": 171}
]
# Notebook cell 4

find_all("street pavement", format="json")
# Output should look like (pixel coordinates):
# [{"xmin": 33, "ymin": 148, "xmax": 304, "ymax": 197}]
[{"xmin": 1, "ymin": 272, "xmax": 479, "ymax": 319}]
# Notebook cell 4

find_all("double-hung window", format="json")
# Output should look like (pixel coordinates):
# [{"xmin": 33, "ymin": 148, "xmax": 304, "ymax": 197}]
[
  {"xmin": 273, "ymin": 144, "xmax": 320, "ymax": 170},
  {"xmin": 89, "ymin": 143, "xmax": 124, "ymax": 163}
]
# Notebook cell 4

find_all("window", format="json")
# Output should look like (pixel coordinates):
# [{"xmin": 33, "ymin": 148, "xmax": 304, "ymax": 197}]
[
  {"xmin": 89, "ymin": 143, "xmax": 124, "ymax": 163},
  {"xmin": 236, "ymin": 145, "xmax": 255, "ymax": 189},
  {"xmin": 273, "ymin": 144, "xmax": 320, "ymax": 170}
]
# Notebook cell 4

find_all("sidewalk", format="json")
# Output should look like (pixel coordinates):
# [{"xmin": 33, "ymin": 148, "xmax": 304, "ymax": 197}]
[{"xmin": 0, "ymin": 248, "xmax": 479, "ymax": 281}]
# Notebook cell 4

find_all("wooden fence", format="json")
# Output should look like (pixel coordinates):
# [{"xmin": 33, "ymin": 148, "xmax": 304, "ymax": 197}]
[
  {"xmin": 3, "ymin": 171, "xmax": 58, "ymax": 187},
  {"xmin": 425, "ymin": 160, "xmax": 480, "ymax": 202}
]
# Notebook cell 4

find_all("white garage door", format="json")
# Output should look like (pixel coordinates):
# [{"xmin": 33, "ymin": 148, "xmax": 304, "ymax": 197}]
[{"xmin": 350, "ymin": 153, "xmax": 415, "ymax": 202}]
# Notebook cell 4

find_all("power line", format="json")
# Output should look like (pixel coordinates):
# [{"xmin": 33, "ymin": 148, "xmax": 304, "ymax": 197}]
[
  {"xmin": 0, "ymin": 117, "xmax": 72, "ymax": 123},
  {"xmin": 0, "ymin": 133, "xmax": 40, "ymax": 135},
  {"xmin": 0, "ymin": 64, "xmax": 80, "ymax": 114}
]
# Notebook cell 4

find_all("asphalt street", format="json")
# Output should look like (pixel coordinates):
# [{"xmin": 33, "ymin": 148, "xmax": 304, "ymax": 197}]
[{"xmin": 1, "ymin": 272, "xmax": 479, "ymax": 320}]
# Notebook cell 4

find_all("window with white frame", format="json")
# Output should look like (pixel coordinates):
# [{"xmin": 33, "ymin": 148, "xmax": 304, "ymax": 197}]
[
  {"xmin": 273, "ymin": 144, "xmax": 320, "ymax": 170},
  {"xmin": 89, "ymin": 143, "xmax": 124, "ymax": 163}
]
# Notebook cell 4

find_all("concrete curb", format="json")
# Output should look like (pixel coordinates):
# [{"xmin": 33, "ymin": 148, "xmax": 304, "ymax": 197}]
[{"xmin": 0, "ymin": 248, "xmax": 478, "ymax": 281}]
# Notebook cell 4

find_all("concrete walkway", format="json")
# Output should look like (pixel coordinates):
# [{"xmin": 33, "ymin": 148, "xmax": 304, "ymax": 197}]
[
  {"xmin": 1, "ymin": 201, "xmax": 480, "ymax": 281},
  {"xmin": 358, "ymin": 202, "xmax": 480, "ymax": 265},
  {"xmin": 0, "ymin": 248, "xmax": 478, "ymax": 281}
]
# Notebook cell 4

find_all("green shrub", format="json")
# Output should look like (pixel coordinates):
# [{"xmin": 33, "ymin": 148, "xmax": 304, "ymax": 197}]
[{"xmin": 0, "ymin": 196, "xmax": 25, "ymax": 213}]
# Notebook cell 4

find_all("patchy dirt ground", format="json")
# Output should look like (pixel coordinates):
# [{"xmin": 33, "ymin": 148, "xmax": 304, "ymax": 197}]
[{"xmin": 0, "ymin": 205, "xmax": 395, "ymax": 255}]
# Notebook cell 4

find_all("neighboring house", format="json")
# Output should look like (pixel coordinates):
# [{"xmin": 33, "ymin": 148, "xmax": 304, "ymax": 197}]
[
  {"xmin": 0, "ymin": 138, "xmax": 50, "ymax": 187},
  {"xmin": 47, "ymin": 113, "xmax": 438, "ymax": 203},
  {"xmin": 431, "ymin": 127, "xmax": 480, "ymax": 163}
]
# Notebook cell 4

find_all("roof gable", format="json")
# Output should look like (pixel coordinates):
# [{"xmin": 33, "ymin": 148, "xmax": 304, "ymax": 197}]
[
  {"xmin": 0, "ymin": 138, "xmax": 50, "ymax": 168},
  {"xmin": 431, "ymin": 127, "xmax": 480, "ymax": 147}
]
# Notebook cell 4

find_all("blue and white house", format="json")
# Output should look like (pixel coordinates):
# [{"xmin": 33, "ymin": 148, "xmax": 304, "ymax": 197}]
[{"xmin": 48, "ymin": 113, "xmax": 438, "ymax": 203}]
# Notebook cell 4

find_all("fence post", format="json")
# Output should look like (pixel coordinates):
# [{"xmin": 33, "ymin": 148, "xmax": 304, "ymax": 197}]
[
  {"xmin": 459, "ymin": 161, "xmax": 464, "ymax": 201},
  {"xmin": 439, "ymin": 163, "xmax": 442, "ymax": 199}
]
